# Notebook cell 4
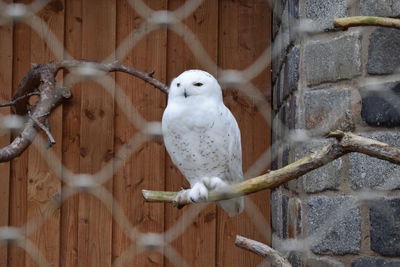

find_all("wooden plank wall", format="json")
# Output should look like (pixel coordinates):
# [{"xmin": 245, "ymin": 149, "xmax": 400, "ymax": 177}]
[{"xmin": 0, "ymin": 0, "xmax": 271, "ymax": 266}]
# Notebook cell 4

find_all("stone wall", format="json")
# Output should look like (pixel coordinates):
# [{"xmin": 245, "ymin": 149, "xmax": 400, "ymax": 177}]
[{"xmin": 271, "ymin": 0, "xmax": 400, "ymax": 266}]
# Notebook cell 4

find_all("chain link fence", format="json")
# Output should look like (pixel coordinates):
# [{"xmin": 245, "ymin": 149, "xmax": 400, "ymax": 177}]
[{"xmin": 0, "ymin": 0, "xmax": 398, "ymax": 266}]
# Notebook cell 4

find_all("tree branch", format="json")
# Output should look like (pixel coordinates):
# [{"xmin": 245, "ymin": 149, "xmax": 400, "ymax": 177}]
[
  {"xmin": 235, "ymin": 235, "xmax": 292, "ymax": 267},
  {"xmin": 0, "ymin": 60, "xmax": 168, "ymax": 162},
  {"xmin": 28, "ymin": 112, "xmax": 56, "ymax": 146},
  {"xmin": 142, "ymin": 131, "xmax": 400, "ymax": 207},
  {"xmin": 0, "ymin": 91, "xmax": 40, "ymax": 108},
  {"xmin": 53, "ymin": 59, "xmax": 169, "ymax": 93},
  {"xmin": 334, "ymin": 16, "xmax": 400, "ymax": 29}
]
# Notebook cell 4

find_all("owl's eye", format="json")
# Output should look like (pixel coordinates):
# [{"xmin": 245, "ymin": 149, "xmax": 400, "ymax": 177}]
[
  {"xmin": 193, "ymin": 82, "xmax": 203, "ymax": 87},
  {"xmin": 177, "ymin": 83, "xmax": 181, "ymax": 87}
]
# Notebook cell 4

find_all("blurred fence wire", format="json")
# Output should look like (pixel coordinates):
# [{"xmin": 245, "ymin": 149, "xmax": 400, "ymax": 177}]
[{"xmin": 0, "ymin": 0, "xmax": 398, "ymax": 266}]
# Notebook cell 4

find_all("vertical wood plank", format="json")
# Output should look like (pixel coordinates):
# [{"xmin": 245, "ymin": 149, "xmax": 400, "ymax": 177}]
[
  {"xmin": 165, "ymin": 1, "xmax": 218, "ymax": 266},
  {"xmin": 113, "ymin": 0, "xmax": 167, "ymax": 266},
  {"xmin": 26, "ymin": 1, "xmax": 65, "ymax": 266},
  {"xmin": 60, "ymin": 1, "xmax": 82, "ymax": 266},
  {"xmin": 77, "ymin": 0, "xmax": 116, "ymax": 266},
  {"xmin": 0, "ymin": 0, "xmax": 13, "ymax": 265},
  {"xmin": 9, "ymin": 0, "xmax": 31, "ymax": 265},
  {"xmin": 217, "ymin": 1, "xmax": 271, "ymax": 266}
]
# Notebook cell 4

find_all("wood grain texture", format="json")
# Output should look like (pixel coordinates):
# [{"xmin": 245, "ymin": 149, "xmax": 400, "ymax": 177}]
[
  {"xmin": 2, "ymin": 1, "xmax": 272, "ymax": 266},
  {"xmin": 77, "ymin": 0, "xmax": 116, "ymax": 266},
  {"xmin": 217, "ymin": 1, "xmax": 271, "ymax": 266},
  {"xmin": 0, "ymin": 0, "xmax": 13, "ymax": 265},
  {"xmin": 165, "ymin": 1, "xmax": 218, "ymax": 266},
  {"xmin": 9, "ymin": 0, "xmax": 31, "ymax": 265},
  {"xmin": 113, "ymin": 0, "xmax": 167, "ymax": 266},
  {"xmin": 26, "ymin": 2, "xmax": 65, "ymax": 266},
  {"xmin": 60, "ymin": 1, "xmax": 82, "ymax": 266}
]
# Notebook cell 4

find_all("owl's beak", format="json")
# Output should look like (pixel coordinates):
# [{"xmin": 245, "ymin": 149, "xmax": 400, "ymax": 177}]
[{"xmin": 184, "ymin": 89, "xmax": 188, "ymax": 98}]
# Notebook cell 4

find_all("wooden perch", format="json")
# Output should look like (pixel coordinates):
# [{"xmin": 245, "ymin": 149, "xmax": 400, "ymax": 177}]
[
  {"xmin": 142, "ymin": 131, "xmax": 400, "ymax": 207},
  {"xmin": 0, "ymin": 60, "xmax": 168, "ymax": 163},
  {"xmin": 235, "ymin": 235, "xmax": 292, "ymax": 267},
  {"xmin": 334, "ymin": 16, "xmax": 400, "ymax": 29}
]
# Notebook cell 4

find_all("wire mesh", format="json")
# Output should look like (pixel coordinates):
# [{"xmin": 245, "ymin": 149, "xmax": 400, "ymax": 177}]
[{"xmin": 0, "ymin": 0, "xmax": 398, "ymax": 266}]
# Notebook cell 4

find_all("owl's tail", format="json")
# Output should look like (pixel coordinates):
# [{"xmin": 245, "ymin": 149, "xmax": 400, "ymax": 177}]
[{"xmin": 217, "ymin": 196, "xmax": 244, "ymax": 217}]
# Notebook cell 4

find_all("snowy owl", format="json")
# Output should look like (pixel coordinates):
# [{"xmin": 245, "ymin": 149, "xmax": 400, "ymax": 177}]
[{"xmin": 162, "ymin": 70, "xmax": 244, "ymax": 217}]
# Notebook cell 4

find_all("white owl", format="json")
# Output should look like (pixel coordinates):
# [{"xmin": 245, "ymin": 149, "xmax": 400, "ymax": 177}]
[{"xmin": 162, "ymin": 70, "xmax": 244, "ymax": 217}]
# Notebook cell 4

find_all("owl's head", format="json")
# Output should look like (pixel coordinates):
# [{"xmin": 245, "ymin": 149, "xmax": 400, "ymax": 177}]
[{"xmin": 168, "ymin": 70, "xmax": 223, "ymax": 102}]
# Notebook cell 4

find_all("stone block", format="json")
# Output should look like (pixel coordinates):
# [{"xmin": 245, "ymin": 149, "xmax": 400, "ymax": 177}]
[
  {"xmin": 360, "ymin": 81, "xmax": 400, "ymax": 127},
  {"xmin": 271, "ymin": 144, "xmax": 278, "ymax": 171},
  {"xmin": 302, "ymin": 158, "xmax": 342, "ymax": 193},
  {"xmin": 304, "ymin": 88, "xmax": 354, "ymax": 133},
  {"xmin": 284, "ymin": 45, "xmax": 300, "ymax": 98},
  {"xmin": 303, "ymin": 0, "xmax": 348, "ymax": 31},
  {"xmin": 305, "ymin": 33, "xmax": 361, "ymax": 85},
  {"xmin": 280, "ymin": 63, "xmax": 286, "ymax": 107},
  {"xmin": 272, "ymin": 27, "xmax": 284, "ymax": 82},
  {"xmin": 307, "ymin": 196, "xmax": 361, "ymax": 255},
  {"xmin": 277, "ymin": 103, "xmax": 287, "ymax": 139},
  {"xmin": 271, "ymin": 190, "xmax": 289, "ymax": 238},
  {"xmin": 349, "ymin": 131, "xmax": 400, "ymax": 190},
  {"xmin": 352, "ymin": 257, "xmax": 400, "ymax": 267},
  {"xmin": 273, "ymin": 76, "xmax": 281, "ymax": 111},
  {"xmin": 285, "ymin": 178, "xmax": 302, "ymax": 193},
  {"xmin": 288, "ymin": 0, "xmax": 299, "ymax": 42},
  {"xmin": 282, "ymin": 145, "xmax": 290, "ymax": 167},
  {"xmin": 360, "ymin": 0, "xmax": 400, "ymax": 17},
  {"xmin": 288, "ymin": 251, "xmax": 304, "ymax": 267},
  {"xmin": 280, "ymin": 100, "xmax": 290, "ymax": 134},
  {"xmin": 370, "ymin": 198, "xmax": 400, "ymax": 256},
  {"xmin": 306, "ymin": 257, "xmax": 344, "ymax": 267},
  {"xmin": 273, "ymin": 0, "xmax": 287, "ymax": 38},
  {"xmin": 281, "ymin": 1, "xmax": 291, "ymax": 50},
  {"xmin": 295, "ymin": 138, "xmax": 342, "ymax": 193},
  {"xmin": 368, "ymin": 28, "xmax": 400, "ymax": 75},
  {"xmin": 273, "ymin": 111, "xmax": 282, "ymax": 143},
  {"xmin": 288, "ymin": 198, "xmax": 302, "ymax": 238},
  {"xmin": 288, "ymin": 95, "xmax": 297, "ymax": 130},
  {"xmin": 278, "ymin": 95, "xmax": 297, "ymax": 133}
]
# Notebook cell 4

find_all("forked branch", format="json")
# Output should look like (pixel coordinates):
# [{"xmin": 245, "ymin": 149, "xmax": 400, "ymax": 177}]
[
  {"xmin": 142, "ymin": 131, "xmax": 400, "ymax": 207},
  {"xmin": 0, "ymin": 60, "xmax": 168, "ymax": 162}
]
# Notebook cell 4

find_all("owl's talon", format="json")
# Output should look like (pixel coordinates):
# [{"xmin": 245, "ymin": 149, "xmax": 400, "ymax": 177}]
[
  {"xmin": 174, "ymin": 189, "xmax": 189, "ymax": 206},
  {"xmin": 188, "ymin": 182, "xmax": 208, "ymax": 203}
]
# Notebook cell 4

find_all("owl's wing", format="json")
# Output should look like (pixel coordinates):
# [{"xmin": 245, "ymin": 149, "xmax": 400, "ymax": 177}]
[
  {"xmin": 216, "ymin": 105, "xmax": 244, "ymax": 216},
  {"xmin": 220, "ymin": 105, "xmax": 244, "ymax": 185}
]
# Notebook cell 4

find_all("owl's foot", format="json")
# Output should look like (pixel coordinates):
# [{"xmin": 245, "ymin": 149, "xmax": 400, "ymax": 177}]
[
  {"xmin": 174, "ymin": 189, "xmax": 190, "ymax": 208},
  {"xmin": 188, "ymin": 182, "xmax": 208, "ymax": 203},
  {"xmin": 202, "ymin": 177, "xmax": 228, "ymax": 191}
]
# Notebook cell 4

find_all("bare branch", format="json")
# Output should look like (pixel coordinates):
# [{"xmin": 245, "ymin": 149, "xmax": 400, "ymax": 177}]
[
  {"xmin": 0, "ymin": 60, "xmax": 168, "ymax": 162},
  {"xmin": 12, "ymin": 66, "xmax": 42, "ymax": 115},
  {"xmin": 334, "ymin": 16, "xmax": 400, "ymax": 29},
  {"xmin": 235, "ymin": 235, "xmax": 292, "ymax": 267},
  {"xmin": 328, "ymin": 130, "xmax": 400, "ymax": 164},
  {"xmin": 0, "ymin": 91, "xmax": 40, "ymax": 108},
  {"xmin": 142, "ymin": 131, "xmax": 400, "ymax": 207},
  {"xmin": 0, "ymin": 65, "xmax": 64, "ymax": 162},
  {"xmin": 53, "ymin": 59, "xmax": 169, "ymax": 93},
  {"xmin": 28, "ymin": 113, "xmax": 56, "ymax": 146}
]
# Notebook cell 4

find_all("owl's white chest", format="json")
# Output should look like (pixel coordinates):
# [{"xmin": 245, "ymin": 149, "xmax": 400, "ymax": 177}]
[{"xmin": 162, "ymin": 99, "xmax": 232, "ymax": 186}]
